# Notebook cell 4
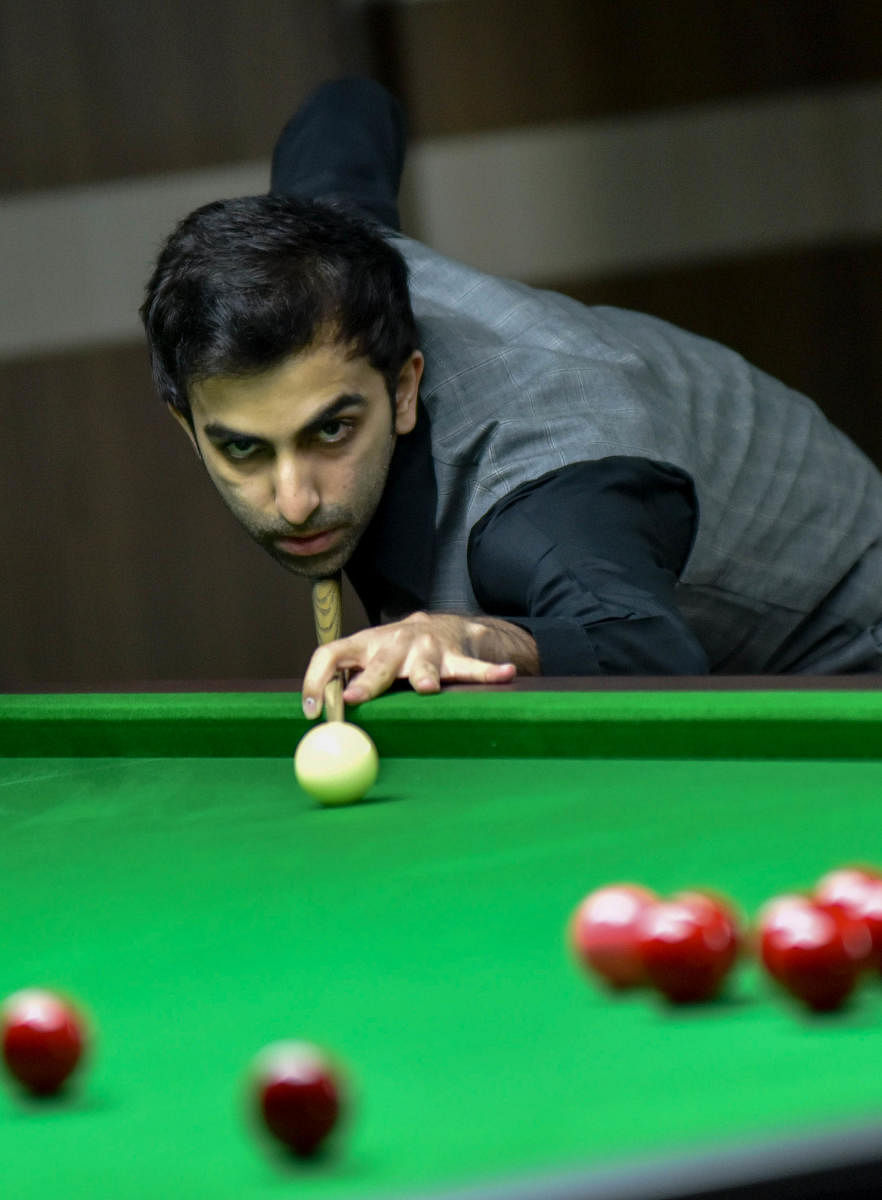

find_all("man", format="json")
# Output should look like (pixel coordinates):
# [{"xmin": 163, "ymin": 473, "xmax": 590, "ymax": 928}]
[{"xmin": 141, "ymin": 79, "xmax": 882, "ymax": 715}]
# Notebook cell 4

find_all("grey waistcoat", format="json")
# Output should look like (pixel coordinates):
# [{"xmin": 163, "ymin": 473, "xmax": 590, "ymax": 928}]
[{"xmin": 396, "ymin": 235, "xmax": 882, "ymax": 672}]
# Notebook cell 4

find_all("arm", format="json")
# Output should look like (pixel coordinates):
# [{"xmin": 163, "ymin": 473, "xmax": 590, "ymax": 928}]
[
  {"xmin": 300, "ymin": 456, "xmax": 707, "ymax": 716},
  {"xmin": 468, "ymin": 457, "xmax": 709, "ymax": 675}
]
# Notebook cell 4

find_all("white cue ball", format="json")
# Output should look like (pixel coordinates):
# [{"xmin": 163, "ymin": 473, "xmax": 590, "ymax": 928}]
[{"xmin": 294, "ymin": 721, "xmax": 379, "ymax": 806}]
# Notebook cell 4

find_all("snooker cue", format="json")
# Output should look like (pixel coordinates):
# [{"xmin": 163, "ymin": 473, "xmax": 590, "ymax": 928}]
[{"xmin": 312, "ymin": 574, "xmax": 345, "ymax": 722}]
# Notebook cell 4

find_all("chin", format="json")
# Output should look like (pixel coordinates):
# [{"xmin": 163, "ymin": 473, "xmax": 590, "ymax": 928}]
[{"xmin": 266, "ymin": 542, "xmax": 352, "ymax": 580}]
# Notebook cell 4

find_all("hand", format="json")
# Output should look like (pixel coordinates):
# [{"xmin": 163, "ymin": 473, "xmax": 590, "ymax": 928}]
[{"xmin": 301, "ymin": 611, "xmax": 538, "ymax": 715}]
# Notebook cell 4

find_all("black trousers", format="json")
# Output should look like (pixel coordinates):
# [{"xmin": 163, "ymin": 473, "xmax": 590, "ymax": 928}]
[{"xmin": 269, "ymin": 77, "xmax": 406, "ymax": 231}]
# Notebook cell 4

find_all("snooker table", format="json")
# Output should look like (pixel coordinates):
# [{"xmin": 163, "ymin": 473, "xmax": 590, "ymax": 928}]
[{"xmin": 3, "ymin": 680, "xmax": 882, "ymax": 1200}]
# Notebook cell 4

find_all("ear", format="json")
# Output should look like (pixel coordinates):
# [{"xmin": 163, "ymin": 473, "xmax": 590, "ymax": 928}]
[
  {"xmin": 167, "ymin": 404, "xmax": 203, "ymax": 460},
  {"xmin": 393, "ymin": 350, "xmax": 423, "ymax": 435}
]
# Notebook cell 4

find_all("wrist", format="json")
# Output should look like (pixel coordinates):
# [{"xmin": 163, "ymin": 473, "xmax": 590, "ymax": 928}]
[{"xmin": 469, "ymin": 616, "xmax": 540, "ymax": 675}]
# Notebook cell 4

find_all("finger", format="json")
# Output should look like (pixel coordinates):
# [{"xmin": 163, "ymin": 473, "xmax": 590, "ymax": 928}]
[
  {"xmin": 306, "ymin": 631, "xmax": 397, "ymax": 711},
  {"xmin": 439, "ymin": 654, "xmax": 518, "ymax": 685},
  {"xmin": 410, "ymin": 660, "xmax": 442, "ymax": 695},
  {"xmin": 341, "ymin": 675, "xmax": 369, "ymax": 705},
  {"xmin": 302, "ymin": 642, "xmax": 357, "ymax": 718},
  {"xmin": 341, "ymin": 655, "xmax": 404, "ymax": 704},
  {"xmin": 483, "ymin": 662, "xmax": 518, "ymax": 683},
  {"xmin": 341, "ymin": 634, "xmax": 423, "ymax": 704}
]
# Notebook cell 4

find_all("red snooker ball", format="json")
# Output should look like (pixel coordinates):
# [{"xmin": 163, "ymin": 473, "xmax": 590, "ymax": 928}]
[
  {"xmin": 252, "ymin": 1041, "xmax": 343, "ymax": 1157},
  {"xmin": 814, "ymin": 867, "xmax": 882, "ymax": 970},
  {"xmin": 672, "ymin": 890, "xmax": 742, "ymax": 973},
  {"xmin": 1, "ymin": 989, "xmax": 86, "ymax": 1096},
  {"xmin": 758, "ymin": 894, "xmax": 872, "ymax": 1012},
  {"xmin": 569, "ymin": 883, "xmax": 658, "ymax": 989},
  {"xmin": 638, "ymin": 895, "xmax": 739, "ymax": 1003}
]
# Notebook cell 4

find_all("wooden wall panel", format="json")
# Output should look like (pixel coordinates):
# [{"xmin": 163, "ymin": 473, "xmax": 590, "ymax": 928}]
[
  {"xmin": 2, "ymin": 0, "xmax": 348, "ymax": 191},
  {"xmin": 364, "ymin": 0, "xmax": 882, "ymax": 135}
]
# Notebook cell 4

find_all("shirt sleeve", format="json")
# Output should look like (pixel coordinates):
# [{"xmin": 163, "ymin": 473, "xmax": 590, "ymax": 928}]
[{"xmin": 466, "ymin": 457, "xmax": 709, "ymax": 675}]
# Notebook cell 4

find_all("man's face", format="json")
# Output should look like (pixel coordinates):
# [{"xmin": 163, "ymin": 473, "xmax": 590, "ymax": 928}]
[{"xmin": 177, "ymin": 341, "xmax": 422, "ymax": 579}]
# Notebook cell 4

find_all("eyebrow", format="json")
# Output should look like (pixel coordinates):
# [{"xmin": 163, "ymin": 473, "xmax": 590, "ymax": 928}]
[{"xmin": 203, "ymin": 394, "xmax": 368, "ymax": 444}]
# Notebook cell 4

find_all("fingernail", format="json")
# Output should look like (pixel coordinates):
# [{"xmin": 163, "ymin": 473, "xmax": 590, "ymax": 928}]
[
  {"xmin": 344, "ymin": 685, "xmax": 365, "ymax": 704},
  {"xmin": 303, "ymin": 696, "xmax": 317, "ymax": 717}
]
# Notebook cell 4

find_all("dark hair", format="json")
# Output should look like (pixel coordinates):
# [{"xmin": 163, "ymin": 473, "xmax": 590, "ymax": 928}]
[{"xmin": 140, "ymin": 194, "xmax": 418, "ymax": 420}]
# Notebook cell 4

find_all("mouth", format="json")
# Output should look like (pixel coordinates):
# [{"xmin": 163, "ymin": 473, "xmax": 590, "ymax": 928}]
[{"xmin": 273, "ymin": 529, "xmax": 342, "ymax": 558}]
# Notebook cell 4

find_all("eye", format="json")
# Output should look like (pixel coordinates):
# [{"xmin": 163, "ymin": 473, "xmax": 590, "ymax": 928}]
[
  {"xmin": 221, "ymin": 437, "xmax": 262, "ymax": 462},
  {"xmin": 315, "ymin": 418, "xmax": 354, "ymax": 445}
]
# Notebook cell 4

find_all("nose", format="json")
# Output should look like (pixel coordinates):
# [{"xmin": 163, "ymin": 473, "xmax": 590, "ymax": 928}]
[{"xmin": 273, "ymin": 454, "xmax": 320, "ymax": 528}]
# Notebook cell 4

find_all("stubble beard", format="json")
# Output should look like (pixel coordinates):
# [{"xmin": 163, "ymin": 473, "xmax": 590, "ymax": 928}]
[{"xmin": 264, "ymin": 521, "xmax": 363, "ymax": 580}]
